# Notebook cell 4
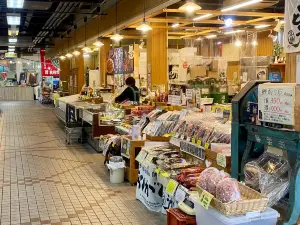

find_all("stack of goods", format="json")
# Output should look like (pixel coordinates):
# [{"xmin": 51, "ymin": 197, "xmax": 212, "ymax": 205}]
[
  {"xmin": 137, "ymin": 109, "xmax": 166, "ymax": 132},
  {"xmin": 173, "ymin": 113, "xmax": 231, "ymax": 149},
  {"xmin": 99, "ymin": 134, "xmax": 122, "ymax": 164},
  {"xmin": 115, "ymin": 122, "xmax": 132, "ymax": 135},
  {"xmin": 154, "ymin": 92, "xmax": 168, "ymax": 103},
  {"xmin": 143, "ymin": 111, "xmax": 180, "ymax": 136},
  {"xmin": 244, "ymin": 152, "xmax": 290, "ymax": 207},
  {"xmin": 176, "ymin": 167, "xmax": 205, "ymax": 190},
  {"xmin": 196, "ymin": 167, "xmax": 268, "ymax": 216},
  {"xmin": 131, "ymin": 105, "xmax": 155, "ymax": 116}
]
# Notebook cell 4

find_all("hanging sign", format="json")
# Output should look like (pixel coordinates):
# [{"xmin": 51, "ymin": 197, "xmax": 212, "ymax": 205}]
[
  {"xmin": 40, "ymin": 49, "xmax": 60, "ymax": 76},
  {"xmin": 284, "ymin": 0, "xmax": 300, "ymax": 53},
  {"xmin": 258, "ymin": 84, "xmax": 296, "ymax": 126}
]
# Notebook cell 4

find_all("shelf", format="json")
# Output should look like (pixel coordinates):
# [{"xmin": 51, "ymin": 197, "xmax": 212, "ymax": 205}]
[{"xmin": 270, "ymin": 63, "xmax": 286, "ymax": 66}]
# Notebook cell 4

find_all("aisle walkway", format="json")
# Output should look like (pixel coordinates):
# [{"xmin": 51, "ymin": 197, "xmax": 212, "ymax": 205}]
[{"xmin": 0, "ymin": 101, "xmax": 166, "ymax": 225}]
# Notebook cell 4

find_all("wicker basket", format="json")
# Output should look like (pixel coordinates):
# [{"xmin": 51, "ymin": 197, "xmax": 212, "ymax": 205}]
[{"xmin": 197, "ymin": 183, "xmax": 268, "ymax": 216}]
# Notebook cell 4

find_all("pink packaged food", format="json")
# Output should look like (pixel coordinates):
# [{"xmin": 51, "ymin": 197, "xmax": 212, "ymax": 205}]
[
  {"xmin": 197, "ymin": 168, "xmax": 219, "ymax": 191},
  {"xmin": 216, "ymin": 178, "xmax": 241, "ymax": 203}
]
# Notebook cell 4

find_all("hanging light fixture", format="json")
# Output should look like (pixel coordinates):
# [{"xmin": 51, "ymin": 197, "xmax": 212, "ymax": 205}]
[
  {"xmin": 72, "ymin": 25, "xmax": 81, "ymax": 56},
  {"xmin": 65, "ymin": 31, "xmax": 73, "ymax": 59},
  {"xmin": 136, "ymin": 0, "xmax": 152, "ymax": 32},
  {"xmin": 179, "ymin": 0, "xmax": 201, "ymax": 13},
  {"xmin": 110, "ymin": 0, "xmax": 124, "ymax": 41},
  {"xmin": 59, "ymin": 36, "xmax": 66, "ymax": 60},
  {"xmin": 93, "ymin": 14, "xmax": 104, "ymax": 47},
  {"xmin": 82, "ymin": 16, "xmax": 92, "ymax": 53}
]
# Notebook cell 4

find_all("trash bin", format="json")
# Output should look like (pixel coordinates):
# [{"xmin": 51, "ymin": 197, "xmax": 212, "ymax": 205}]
[{"xmin": 107, "ymin": 159, "xmax": 125, "ymax": 184}]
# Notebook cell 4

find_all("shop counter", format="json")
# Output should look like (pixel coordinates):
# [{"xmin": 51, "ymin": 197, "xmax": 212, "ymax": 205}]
[{"xmin": 0, "ymin": 87, "xmax": 34, "ymax": 100}]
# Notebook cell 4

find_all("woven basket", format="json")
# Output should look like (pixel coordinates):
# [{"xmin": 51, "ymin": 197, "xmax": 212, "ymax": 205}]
[{"xmin": 197, "ymin": 183, "xmax": 268, "ymax": 216}]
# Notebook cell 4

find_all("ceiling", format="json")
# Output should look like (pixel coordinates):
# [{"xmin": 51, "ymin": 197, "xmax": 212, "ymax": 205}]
[{"xmin": 0, "ymin": 0, "xmax": 107, "ymax": 55}]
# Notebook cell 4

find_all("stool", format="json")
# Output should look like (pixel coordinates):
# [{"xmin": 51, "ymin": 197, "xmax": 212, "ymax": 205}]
[{"xmin": 167, "ymin": 208, "xmax": 197, "ymax": 225}]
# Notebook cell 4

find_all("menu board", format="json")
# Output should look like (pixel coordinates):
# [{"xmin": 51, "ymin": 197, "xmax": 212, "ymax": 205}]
[{"xmin": 258, "ymin": 84, "xmax": 296, "ymax": 125}]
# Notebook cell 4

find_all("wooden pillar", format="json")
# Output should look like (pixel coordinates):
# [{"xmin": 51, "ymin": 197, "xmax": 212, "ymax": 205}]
[
  {"xmin": 285, "ymin": 53, "xmax": 296, "ymax": 83},
  {"xmin": 59, "ymin": 59, "xmax": 70, "ymax": 81},
  {"xmin": 147, "ymin": 24, "xmax": 168, "ymax": 90},
  {"xmin": 75, "ymin": 53, "xmax": 85, "ymax": 91},
  {"xmin": 99, "ymin": 38, "xmax": 110, "ymax": 87}
]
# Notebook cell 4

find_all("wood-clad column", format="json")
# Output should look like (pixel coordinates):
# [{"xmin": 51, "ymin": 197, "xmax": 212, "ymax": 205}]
[
  {"xmin": 100, "ymin": 38, "xmax": 110, "ymax": 86},
  {"xmin": 59, "ymin": 59, "xmax": 70, "ymax": 81},
  {"xmin": 75, "ymin": 53, "xmax": 85, "ymax": 91},
  {"xmin": 147, "ymin": 24, "xmax": 168, "ymax": 90},
  {"xmin": 285, "ymin": 53, "xmax": 296, "ymax": 83}
]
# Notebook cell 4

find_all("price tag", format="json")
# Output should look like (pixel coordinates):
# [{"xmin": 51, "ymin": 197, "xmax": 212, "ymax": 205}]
[
  {"xmin": 175, "ymin": 185, "xmax": 188, "ymax": 202},
  {"xmin": 126, "ymin": 147, "xmax": 130, "ymax": 156},
  {"xmin": 197, "ymin": 140, "xmax": 202, "ymax": 146},
  {"xmin": 199, "ymin": 190, "xmax": 214, "ymax": 209},
  {"xmin": 136, "ymin": 151, "xmax": 148, "ymax": 163},
  {"xmin": 192, "ymin": 138, "xmax": 196, "ymax": 144},
  {"xmin": 155, "ymin": 168, "xmax": 161, "ymax": 174},
  {"xmin": 100, "ymin": 135, "xmax": 103, "ymax": 140},
  {"xmin": 112, "ymin": 143, "xmax": 115, "ymax": 148},
  {"xmin": 175, "ymin": 133, "xmax": 180, "ymax": 138},
  {"xmin": 217, "ymin": 153, "xmax": 226, "ymax": 168},
  {"xmin": 160, "ymin": 171, "xmax": 170, "ymax": 178},
  {"xmin": 143, "ymin": 154, "xmax": 154, "ymax": 167},
  {"xmin": 163, "ymin": 134, "xmax": 171, "ymax": 137},
  {"xmin": 205, "ymin": 143, "xmax": 210, "ymax": 149},
  {"xmin": 170, "ymin": 132, "xmax": 175, "ymax": 137},
  {"xmin": 180, "ymin": 134, "xmax": 185, "ymax": 140},
  {"xmin": 186, "ymin": 137, "xmax": 191, "ymax": 142},
  {"xmin": 166, "ymin": 179, "xmax": 179, "ymax": 197}
]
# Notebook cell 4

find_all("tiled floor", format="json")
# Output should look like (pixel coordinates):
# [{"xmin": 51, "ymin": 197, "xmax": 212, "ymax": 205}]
[{"xmin": 0, "ymin": 101, "xmax": 166, "ymax": 225}]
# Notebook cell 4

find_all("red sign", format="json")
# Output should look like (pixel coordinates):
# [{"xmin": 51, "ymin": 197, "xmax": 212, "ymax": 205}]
[
  {"xmin": 183, "ymin": 61, "xmax": 188, "ymax": 69},
  {"xmin": 40, "ymin": 49, "xmax": 60, "ymax": 76}
]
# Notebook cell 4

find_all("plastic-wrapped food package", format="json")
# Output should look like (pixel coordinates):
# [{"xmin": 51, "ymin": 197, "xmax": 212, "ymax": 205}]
[
  {"xmin": 198, "ymin": 168, "xmax": 219, "ymax": 191},
  {"xmin": 244, "ymin": 152, "xmax": 291, "ymax": 207},
  {"xmin": 216, "ymin": 178, "xmax": 241, "ymax": 203},
  {"xmin": 207, "ymin": 171, "xmax": 229, "ymax": 195}
]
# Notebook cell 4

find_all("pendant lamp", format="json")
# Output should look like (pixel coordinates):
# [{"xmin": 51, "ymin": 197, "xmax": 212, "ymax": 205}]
[
  {"xmin": 59, "ymin": 36, "xmax": 66, "ymax": 60},
  {"xmin": 93, "ymin": 16, "xmax": 104, "ymax": 47},
  {"xmin": 65, "ymin": 31, "xmax": 73, "ymax": 59},
  {"xmin": 72, "ymin": 25, "xmax": 81, "ymax": 56},
  {"xmin": 110, "ymin": 0, "xmax": 123, "ymax": 41},
  {"xmin": 82, "ymin": 16, "xmax": 92, "ymax": 53},
  {"xmin": 136, "ymin": 0, "xmax": 152, "ymax": 32},
  {"xmin": 179, "ymin": 0, "xmax": 201, "ymax": 13}
]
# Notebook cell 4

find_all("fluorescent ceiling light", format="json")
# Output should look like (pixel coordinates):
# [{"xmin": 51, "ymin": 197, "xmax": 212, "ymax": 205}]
[
  {"xmin": 225, "ymin": 18, "xmax": 233, "ymax": 27},
  {"xmin": 8, "ymin": 49, "xmax": 15, "ymax": 52},
  {"xmin": 7, "ymin": 13, "xmax": 21, "ymax": 25},
  {"xmin": 224, "ymin": 30, "xmax": 244, "ymax": 35},
  {"xmin": 255, "ymin": 24, "xmax": 271, "ymax": 29},
  {"xmin": 9, "ymin": 38, "xmax": 17, "ymax": 43},
  {"xmin": 8, "ymin": 27, "xmax": 19, "ymax": 36},
  {"xmin": 110, "ymin": 33, "xmax": 124, "ymax": 41},
  {"xmin": 7, "ymin": 0, "xmax": 24, "ymax": 8},
  {"xmin": 179, "ymin": 1, "xmax": 201, "ymax": 13},
  {"xmin": 172, "ymin": 23, "xmax": 180, "ymax": 28},
  {"xmin": 136, "ymin": 22, "xmax": 152, "ymax": 32},
  {"xmin": 206, "ymin": 34, "xmax": 217, "ymax": 39},
  {"xmin": 193, "ymin": 14, "xmax": 212, "ymax": 21},
  {"xmin": 221, "ymin": 0, "xmax": 263, "ymax": 12}
]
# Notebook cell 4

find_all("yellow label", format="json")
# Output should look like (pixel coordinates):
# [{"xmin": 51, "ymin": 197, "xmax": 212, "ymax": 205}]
[
  {"xmin": 163, "ymin": 134, "xmax": 171, "ymax": 137},
  {"xmin": 205, "ymin": 143, "xmax": 210, "ymax": 149},
  {"xmin": 160, "ymin": 171, "xmax": 170, "ymax": 178},
  {"xmin": 166, "ymin": 179, "xmax": 179, "ymax": 196},
  {"xmin": 112, "ymin": 143, "xmax": 115, "ymax": 148},
  {"xmin": 155, "ymin": 168, "xmax": 161, "ymax": 174},
  {"xmin": 199, "ymin": 190, "xmax": 214, "ymax": 209},
  {"xmin": 126, "ymin": 148, "xmax": 130, "ymax": 156},
  {"xmin": 197, "ymin": 140, "xmax": 202, "ymax": 146},
  {"xmin": 170, "ymin": 132, "xmax": 175, "ymax": 137},
  {"xmin": 100, "ymin": 135, "xmax": 103, "ymax": 140},
  {"xmin": 192, "ymin": 138, "xmax": 196, "ymax": 144}
]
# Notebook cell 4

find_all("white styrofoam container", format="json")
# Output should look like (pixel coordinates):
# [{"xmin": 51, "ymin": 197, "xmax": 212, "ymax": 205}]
[{"xmin": 191, "ymin": 196, "xmax": 279, "ymax": 225}]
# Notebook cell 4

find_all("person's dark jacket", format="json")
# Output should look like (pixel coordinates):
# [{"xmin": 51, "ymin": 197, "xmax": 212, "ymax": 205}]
[{"xmin": 115, "ymin": 86, "xmax": 140, "ymax": 103}]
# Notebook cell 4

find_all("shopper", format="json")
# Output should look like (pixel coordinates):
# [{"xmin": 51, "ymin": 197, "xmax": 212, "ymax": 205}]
[{"xmin": 115, "ymin": 77, "xmax": 140, "ymax": 104}]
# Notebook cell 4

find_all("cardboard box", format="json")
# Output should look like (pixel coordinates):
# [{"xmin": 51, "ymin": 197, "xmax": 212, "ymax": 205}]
[
  {"xmin": 190, "ymin": 65, "xmax": 207, "ymax": 79},
  {"xmin": 208, "ymin": 71, "xmax": 219, "ymax": 80}
]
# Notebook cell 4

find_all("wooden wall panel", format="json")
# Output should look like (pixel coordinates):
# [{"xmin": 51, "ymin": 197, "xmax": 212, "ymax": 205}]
[
  {"xmin": 257, "ymin": 36, "xmax": 273, "ymax": 56},
  {"xmin": 147, "ymin": 24, "xmax": 168, "ymax": 89},
  {"xmin": 75, "ymin": 55, "xmax": 85, "ymax": 91},
  {"xmin": 59, "ymin": 59, "xmax": 70, "ymax": 81},
  {"xmin": 100, "ymin": 38, "xmax": 110, "ymax": 86},
  {"xmin": 286, "ymin": 53, "xmax": 297, "ymax": 83}
]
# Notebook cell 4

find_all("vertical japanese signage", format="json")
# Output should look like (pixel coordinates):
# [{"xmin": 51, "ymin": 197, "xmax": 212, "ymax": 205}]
[
  {"xmin": 285, "ymin": 0, "xmax": 300, "ymax": 53},
  {"xmin": 40, "ymin": 49, "xmax": 60, "ymax": 76},
  {"xmin": 258, "ymin": 84, "xmax": 296, "ymax": 125}
]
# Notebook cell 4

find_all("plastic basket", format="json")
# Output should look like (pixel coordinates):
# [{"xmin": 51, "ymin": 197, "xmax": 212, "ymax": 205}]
[{"xmin": 197, "ymin": 183, "xmax": 268, "ymax": 216}]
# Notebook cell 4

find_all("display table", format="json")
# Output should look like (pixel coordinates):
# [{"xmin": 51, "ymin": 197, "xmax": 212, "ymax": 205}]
[{"xmin": 0, "ymin": 87, "xmax": 34, "ymax": 100}]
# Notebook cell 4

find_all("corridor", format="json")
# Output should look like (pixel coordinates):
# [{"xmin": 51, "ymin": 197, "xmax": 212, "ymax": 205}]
[{"xmin": 0, "ymin": 101, "xmax": 165, "ymax": 225}]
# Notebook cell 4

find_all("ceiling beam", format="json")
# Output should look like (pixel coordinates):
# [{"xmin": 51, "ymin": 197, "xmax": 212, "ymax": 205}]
[{"xmin": 163, "ymin": 9, "xmax": 284, "ymax": 18}]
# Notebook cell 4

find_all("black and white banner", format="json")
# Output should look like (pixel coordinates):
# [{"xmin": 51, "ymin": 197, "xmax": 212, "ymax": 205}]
[{"xmin": 285, "ymin": 0, "xmax": 300, "ymax": 53}]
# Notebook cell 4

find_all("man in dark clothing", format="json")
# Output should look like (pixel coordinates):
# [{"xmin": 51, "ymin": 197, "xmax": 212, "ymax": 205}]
[{"xmin": 115, "ymin": 77, "xmax": 140, "ymax": 103}]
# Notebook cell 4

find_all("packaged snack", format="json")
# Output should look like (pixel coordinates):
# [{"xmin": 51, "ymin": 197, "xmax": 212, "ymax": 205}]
[{"xmin": 216, "ymin": 178, "xmax": 241, "ymax": 203}]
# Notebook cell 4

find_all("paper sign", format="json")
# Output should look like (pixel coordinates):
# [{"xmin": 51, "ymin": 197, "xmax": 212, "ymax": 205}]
[
  {"xmin": 155, "ymin": 168, "xmax": 161, "ymax": 174},
  {"xmin": 173, "ymin": 95, "xmax": 182, "ymax": 106},
  {"xmin": 258, "ymin": 84, "xmax": 295, "ymax": 126},
  {"xmin": 160, "ymin": 171, "xmax": 170, "ymax": 178},
  {"xmin": 186, "ymin": 89, "xmax": 193, "ymax": 100},
  {"xmin": 217, "ymin": 153, "xmax": 226, "ymax": 168},
  {"xmin": 143, "ymin": 154, "xmax": 154, "ymax": 166},
  {"xmin": 197, "ymin": 140, "xmax": 202, "ymax": 146},
  {"xmin": 136, "ymin": 151, "xmax": 148, "ymax": 163},
  {"xmin": 170, "ymin": 132, "xmax": 175, "ymax": 137},
  {"xmin": 175, "ymin": 185, "xmax": 188, "ymax": 202},
  {"xmin": 205, "ymin": 143, "xmax": 210, "ymax": 149},
  {"xmin": 166, "ymin": 179, "xmax": 179, "ymax": 196},
  {"xmin": 199, "ymin": 190, "xmax": 214, "ymax": 209},
  {"xmin": 192, "ymin": 138, "xmax": 196, "ymax": 144},
  {"xmin": 168, "ymin": 95, "xmax": 174, "ymax": 105}
]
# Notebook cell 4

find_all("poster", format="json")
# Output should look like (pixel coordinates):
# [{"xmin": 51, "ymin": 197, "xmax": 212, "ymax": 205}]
[
  {"xmin": 136, "ymin": 165, "xmax": 163, "ymax": 212},
  {"xmin": 258, "ymin": 84, "xmax": 296, "ymax": 125},
  {"xmin": 40, "ymin": 49, "xmax": 60, "ymax": 76},
  {"xmin": 284, "ymin": 0, "xmax": 300, "ymax": 53},
  {"xmin": 113, "ymin": 48, "xmax": 124, "ymax": 74},
  {"xmin": 107, "ymin": 49, "xmax": 115, "ymax": 75},
  {"xmin": 123, "ymin": 45, "xmax": 134, "ymax": 74}
]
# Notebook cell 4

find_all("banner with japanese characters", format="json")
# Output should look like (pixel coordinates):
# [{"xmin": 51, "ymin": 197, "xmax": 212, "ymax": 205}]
[
  {"xmin": 40, "ymin": 49, "xmax": 60, "ymax": 76},
  {"xmin": 285, "ymin": 0, "xmax": 300, "ymax": 53}
]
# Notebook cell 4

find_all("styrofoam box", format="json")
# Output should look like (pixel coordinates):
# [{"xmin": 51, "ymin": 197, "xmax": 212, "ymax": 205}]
[{"xmin": 191, "ymin": 196, "xmax": 279, "ymax": 225}]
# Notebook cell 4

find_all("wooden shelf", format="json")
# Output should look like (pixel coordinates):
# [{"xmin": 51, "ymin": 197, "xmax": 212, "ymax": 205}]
[{"xmin": 270, "ymin": 63, "xmax": 286, "ymax": 66}]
